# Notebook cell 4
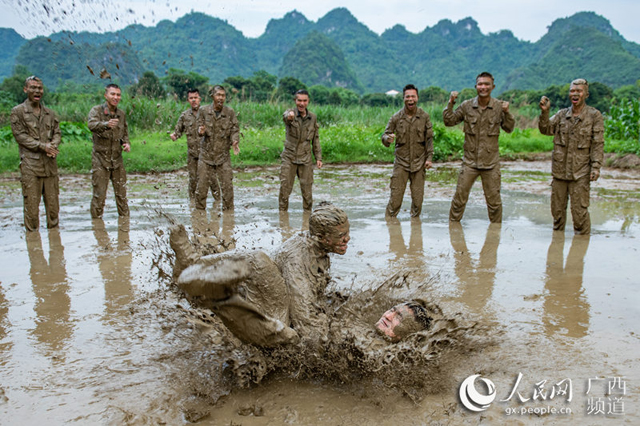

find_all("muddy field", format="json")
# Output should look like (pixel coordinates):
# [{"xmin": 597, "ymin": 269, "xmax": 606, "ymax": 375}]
[{"xmin": 0, "ymin": 161, "xmax": 639, "ymax": 425}]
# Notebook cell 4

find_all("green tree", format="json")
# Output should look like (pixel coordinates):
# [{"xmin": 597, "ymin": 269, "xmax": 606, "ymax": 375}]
[
  {"xmin": 419, "ymin": 86, "xmax": 449, "ymax": 104},
  {"xmin": 277, "ymin": 76, "xmax": 307, "ymax": 100},
  {"xmin": 0, "ymin": 65, "xmax": 34, "ymax": 104},
  {"xmin": 164, "ymin": 68, "xmax": 209, "ymax": 100},
  {"xmin": 129, "ymin": 71, "xmax": 166, "ymax": 98},
  {"xmin": 361, "ymin": 93, "xmax": 396, "ymax": 107}
]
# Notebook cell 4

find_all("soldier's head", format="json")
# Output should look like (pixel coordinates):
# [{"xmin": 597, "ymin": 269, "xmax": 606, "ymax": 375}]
[
  {"xmin": 475, "ymin": 72, "xmax": 495, "ymax": 99},
  {"xmin": 569, "ymin": 78, "xmax": 589, "ymax": 109},
  {"xmin": 375, "ymin": 301, "xmax": 433, "ymax": 342},
  {"xmin": 23, "ymin": 76, "xmax": 44, "ymax": 105},
  {"xmin": 104, "ymin": 84, "xmax": 122, "ymax": 109},
  {"xmin": 187, "ymin": 89, "xmax": 201, "ymax": 110},
  {"xmin": 210, "ymin": 85, "xmax": 226, "ymax": 111},
  {"xmin": 310, "ymin": 202, "xmax": 350, "ymax": 255},
  {"xmin": 402, "ymin": 84, "xmax": 419, "ymax": 112},
  {"xmin": 294, "ymin": 89, "xmax": 310, "ymax": 114}
]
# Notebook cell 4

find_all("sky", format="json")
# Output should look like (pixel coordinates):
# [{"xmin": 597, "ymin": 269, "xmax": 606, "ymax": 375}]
[{"xmin": 1, "ymin": 0, "xmax": 640, "ymax": 44}]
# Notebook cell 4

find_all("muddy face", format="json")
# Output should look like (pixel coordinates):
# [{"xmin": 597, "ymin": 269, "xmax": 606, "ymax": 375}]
[
  {"xmin": 375, "ymin": 303, "xmax": 416, "ymax": 341},
  {"xmin": 212, "ymin": 89, "xmax": 226, "ymax": 111},
  {"xmin": 24, "ymin": 79, "xmax": 43, "ymax": 104},
  {"xmin": 569, "ymin": 82, "xmax": 588, "ymax": 109},
  {"xmin": 187, "ymin": 91, "xmax": 201, "ymax": 111},
  {"xmin": 475, "ymin": 76, "xmax": 495, "ymax": 99},
  {"xmin": 320, "ymin": 221, "xmax": 350, "ymax": 255},
  {"xmin": 295, "ymin": 93, "xmax": 309, "ymax": 116},
  {"xmin": 403, "ymin": 88, "xmax": 418, "ymax": 114}
]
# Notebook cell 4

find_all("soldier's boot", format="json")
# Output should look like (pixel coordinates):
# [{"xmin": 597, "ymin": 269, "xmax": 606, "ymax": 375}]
[{"xmin": 169, "ymin": 224, "xmax": 200, "ymax": 281}]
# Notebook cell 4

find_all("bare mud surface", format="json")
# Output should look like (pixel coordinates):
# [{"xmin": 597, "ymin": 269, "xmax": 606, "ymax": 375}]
[{"xmin": 0, "ymin": 161, "xmax": 639, "ymax": 425}]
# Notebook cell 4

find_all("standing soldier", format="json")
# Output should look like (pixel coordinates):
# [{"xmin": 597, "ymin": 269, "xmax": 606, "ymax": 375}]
[
  {"xmin": 195, "ymin": 85, "xmax": 239, "ymax": 211},
  {"xmin": 170, "ymin": 88, "xmax": 204, "ymax": 201},
  {"xmin": 87, "ymin": 83, "xmax": 130, "ymax": 219},
  {"xmin": 10, "ymin": 76, "xmax": 61, "ymax": 231},
  {"xmin": 538, "ymin": 78, "xmax": 604, "ymax": 234},
  {"xmin": 444, "ymin": 72, "xmax": 515, "ymax": 223},
  {"xmin": 382, "ymin": 84, "xmax": 434, "ymax": 218},
  {"xmin": 279, "ymin": 89, "xmax": 322, "ymax": 212}
]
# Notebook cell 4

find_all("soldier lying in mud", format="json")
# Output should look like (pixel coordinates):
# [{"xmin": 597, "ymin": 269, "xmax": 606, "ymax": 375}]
[{"xmin": 170, "ymin": 202, "xmax": 434, "ymax": 347}]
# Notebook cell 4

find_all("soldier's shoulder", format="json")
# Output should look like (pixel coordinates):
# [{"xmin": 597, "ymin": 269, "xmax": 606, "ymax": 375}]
[
  {"xmin": 10, "ymin": 102, "xmax": 25, "ymax": 116},
  {"xmin": 586, "ymin": 105, "xmax": 603, "ymax": 117},
  {"xmin": 223, "ymin": 105, "xmax": 237, "ymax": 115}
]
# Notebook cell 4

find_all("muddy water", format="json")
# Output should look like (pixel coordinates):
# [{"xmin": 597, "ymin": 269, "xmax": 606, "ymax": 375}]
[{"xmin": 0, "ymin": 162, "xmax": 639, "ymax": 425}]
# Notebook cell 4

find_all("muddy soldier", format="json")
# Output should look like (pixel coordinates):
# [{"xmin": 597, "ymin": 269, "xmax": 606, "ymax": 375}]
[
  {"xmin": 10, "ymin": 76, "xmax": 61, "ymax": 231},
  {"xmin": 195, "ymin": 85, "xmax": 239, "ymax": 211},
  {"xmin": 382, "ymin": 84, "xmax": 434, "ymax": 218},
  {"xmin": 444, "ymin": 72, "xmax": 515, "ymax": 223},
  {"xmin": 170, "ymin": 89, "xmax": 203, "ymax": 200},
  {"xmin": 279, "ymin": 89, "xmax": 322, "ymax": 211},
  {"xmin": 171, "ymin": 202, "xmax": 350, "ymax": 347},
  {"xmin": 538, "ymin": 79, "xmax": 604, "ymax": 234},
  {"xmin": 87, "ymin": 84, "xmax": 130, "ymax": 219}
]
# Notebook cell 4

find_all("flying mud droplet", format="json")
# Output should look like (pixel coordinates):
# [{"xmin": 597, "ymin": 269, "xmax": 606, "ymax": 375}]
[
  {"xmin": 100, "ymin": 68, "xmax": 111, "ymax": 79},
  {"xmin": 86, "ymin": 65, "xmax": 95, "ymax": 76}
]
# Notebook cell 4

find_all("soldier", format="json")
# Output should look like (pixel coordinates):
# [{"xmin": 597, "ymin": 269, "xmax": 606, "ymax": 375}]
[
  {"xmin": 87, "ymin": 84, "xmax": 130, "ymax": 219},
  {"xmin": 382, "ymin": 84, "xmax": 434, "ymax": 218},
  {"xmin": 538, "ymin": 78, "xmax": 604, "ymax": 234},
  {"xmin": 444, "ymin": 72, "xmax": 515, "ymax": 223},
  {"xmin": 10, "ymin": 76, "xmax": 61, "ymax": 231},
  {"xmin": 279, "ymin": 89, "xmax": 322, "ymax": 212},
  {"xmin": 170, "ymin": 89, "xmax": 204, "ymax": 200},
  {"xmin": 195, "ymin": 85, "xmax": 239, "ymax": 211}
]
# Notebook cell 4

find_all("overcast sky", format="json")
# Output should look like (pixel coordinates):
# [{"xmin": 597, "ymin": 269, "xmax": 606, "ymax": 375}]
[{"xmin": 2, "ymin": 0, "xmax": 640, "ymax": 44}]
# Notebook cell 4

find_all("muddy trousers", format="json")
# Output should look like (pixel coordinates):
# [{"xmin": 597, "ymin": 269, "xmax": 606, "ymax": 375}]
[
  {"xmin": 450, "ymin": 164, "xmax": 502, "ymax": 223},
  {"xmin": 278, "ymin": 160, "xmax": 314, "ymax": 211},
  {"xmin": 551, "ymin": 176, "xmax": 591, "ymax": 234},
  {"xmin": 91, "ymin": 166, "xmax": 129, "ymax": 218},
  {"xmin": 187, "ymin": 153, "xmax": 203, "ymax": 200},
  {"xmin": 385, "ymin": 166, "xmax": 425, "ymax": 218},
  {"xmin": 20, "ymin": 172, "xmax": 59, "ymax": 231},
  {"xmin": 196, "ymin": 160, "xmax": 233, "ymax": 211}
]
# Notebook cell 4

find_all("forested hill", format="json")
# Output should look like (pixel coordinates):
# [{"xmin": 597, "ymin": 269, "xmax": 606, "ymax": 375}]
[{"xmin": 4, "ymin": 8, "xmax": 640, "ymax": 93}]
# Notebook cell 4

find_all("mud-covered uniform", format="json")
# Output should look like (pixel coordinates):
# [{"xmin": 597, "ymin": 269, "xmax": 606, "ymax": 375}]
[
  {"xmin": 279, "ymin": 109, "xmax": 321, "ymax": 211},
  {"xmin": 11, "ymin": 100, "xmax": 61, "ymax": 231},
  {"xmin": 443, "ymin": 97, "xmax": 515, "ymax": 223},
  {"xmin": 172, "ymin": 107, "xmax": 203, "ymax": 199},
  {"xmin": 88, "ymin": 103, "xmax": 130, "ymax": 218},
  {"xmin": 382, "ymin": 107, "xmax": 434, "ymax": 217},
  {"xmin": 539, "ymin": 105, "xmax": 604, "ymax": 234},
  {"xmin": 195, "ymin": 104, "xmax": 239, "ymax": 211}
]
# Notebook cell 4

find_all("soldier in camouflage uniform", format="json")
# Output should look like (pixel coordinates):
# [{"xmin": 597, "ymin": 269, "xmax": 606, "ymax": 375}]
[
  {"xmin": 382, "ymin": 84, "xmax": 434, "ymax": 218},
  {"xmin": 87, "ymin": 84, "xmax": 131, "ymax": 219},
  {"xmin": 279, "ymin": 89, "xmax": 322, "ymax": 212},
  {"xmin": 539, "ymin": 78, "xmax": 604, "ymax": 234},
  {"xmin": 171, "ymin": 88, "xmax": 207, "ymax": 201},
  {"xmin": 195, "ymin": 85, "xmax": 239, "ymax": 211},
  {"xmin": 10, "ymin": 76, "xmax": 61, "ymax": 231},
  {"xmin": 444, "ymin": 72, "xmax": 515, "ymax": 223}
]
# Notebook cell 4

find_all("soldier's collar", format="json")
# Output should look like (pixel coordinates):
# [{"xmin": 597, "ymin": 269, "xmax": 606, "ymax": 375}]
[
  {"xmin": 103, "ymin": 102, "xmax": 119, "ymax": 115},
  {"xmin": 471, "ymin": 97, "xmax": 496, "ymax": 109},
  {"xmin": 23, "ymin": 100, "xmax": 46, "ymax": 113}
]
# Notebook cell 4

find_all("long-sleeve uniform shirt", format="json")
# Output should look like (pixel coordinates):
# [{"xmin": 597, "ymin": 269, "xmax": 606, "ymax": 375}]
[
  {"xmin": 87, "ymin": 103, "xmax": 130, "ymax": 170},
  {"xmin": 538, "ymin": 105, "xmax": 604, "ymax": 181},
  {"xmin": 443, "ymin": 97, "xmax": 515, "ymax": 169},
  {"xmin": 281, "ymin": 110, "xmax": 321, "ymax": 165},
  {"xmin": 196, "ymin": 105, "xmax": 239, "ymax": 166},
  {"xmin": 382, "ymin": 107, "xmax": 434, "ymax": 172},
  {"xmin": 10, "ymin": 100, "xmax": 61, "ymax": 177},
  {"xmin": 172, "ymin": 108, "xmax": 201, "ymax": 158}
]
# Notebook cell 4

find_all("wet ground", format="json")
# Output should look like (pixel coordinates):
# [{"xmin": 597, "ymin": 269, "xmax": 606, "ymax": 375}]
[{"xmin": 0, "ymin": 161, "xmax": 639, "ymax": 425}]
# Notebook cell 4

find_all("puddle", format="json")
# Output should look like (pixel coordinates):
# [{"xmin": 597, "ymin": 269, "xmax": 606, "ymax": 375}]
[{"xmin": 0, "ymin": 162, "xmax": 639, "ymax": 425}]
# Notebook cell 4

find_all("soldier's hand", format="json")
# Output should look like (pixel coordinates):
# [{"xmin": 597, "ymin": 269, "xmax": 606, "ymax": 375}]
[
  {"xmin": 232, "ymin": 142, "xmax": 239, "ymax": 155},
  {"xmin": 539, "ymin": 96, "xmax": 550, "ymax": 112},
  {"xmin": 107, "ymin": 118, "xmax": 119, "ymax": 128},
  {"xmin": 387, "ymin": 133, "xmax": 396, "ymax": 145},
  {"xmin": 44, "ymin": 143, "xmax": 59, "ymax": 158},
  {"xmin": 449, "ymin": 91, "xmax": 459, "ymax": 105},
  {"xmin": 501, "ymin": 101, "xmax": 510, "ymax": 112},
  {"xmin": 316, "ymin": 160, "xmax": 323, "ymax": 169},
  {"xmin": 425, "ymin": 160, "xmax": 433, "ymax": 170},
  {"xmin": 286, "ymin": 111, "xmax": 295, "ymax": 122},
  {"xmin": 198, "ymin": 125, "xmax": 205, "ymax": 136},
  {"xmin": 170, "ymin": 133, "xmax": 177, "ymax": 141},
  {"xmin": 122, "ymin": 143, "xmax": 131, "ymax": 153},
  {"xmin": 590, "ymin": 169, "xmax": 600, "ymax": 181}
]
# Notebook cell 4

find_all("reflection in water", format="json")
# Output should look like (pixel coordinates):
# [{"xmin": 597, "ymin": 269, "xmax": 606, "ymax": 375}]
[
  {"xmin": 25, "ymin": 229, "xmax": 71, "ymax": 354},
  {"xmin": 0, "ymin": 280, "xmax": 9, "ymax": 354},
  {"xmin": 543, "ymin": 233, "xmax": 591, "ymax": 338},
  {"xmin": 191, "ymin": 209, "xmax": 236, "ymax": 251},
  {"xmin": 92, "ymin": 217, "xmax": 133, "ymax": 320},
  {"xmin": 385, "ymin": 218, "xmax": 425, "ymax": 269},
  {"xmin": 449, "ymin": 222, "xmax": 501, "ymax": 313}
]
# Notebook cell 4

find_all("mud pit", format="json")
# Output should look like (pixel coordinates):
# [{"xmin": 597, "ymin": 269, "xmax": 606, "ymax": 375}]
[{"xmin": 1, "ymin": 161, "xmax": 639, "ymax": 425}]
